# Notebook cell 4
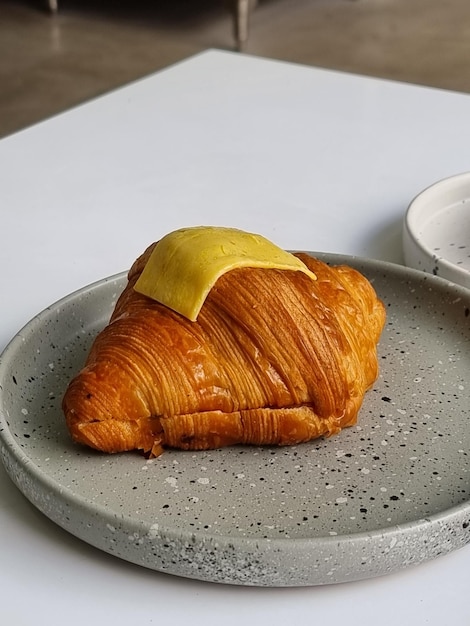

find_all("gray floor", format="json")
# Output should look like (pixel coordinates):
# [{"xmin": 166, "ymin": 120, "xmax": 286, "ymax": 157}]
[{"xmin": 2, "ymin": 0, "xmax": 470, "ymax": 138}]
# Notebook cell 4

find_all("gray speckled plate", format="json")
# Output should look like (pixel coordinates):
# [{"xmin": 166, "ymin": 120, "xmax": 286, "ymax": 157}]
[{"xmin": 0, "ymin": 253, "xmax": 469, "ymax": 587}]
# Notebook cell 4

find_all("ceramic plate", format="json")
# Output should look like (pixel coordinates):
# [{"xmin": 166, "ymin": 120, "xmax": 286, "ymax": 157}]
[{"xmin": 0, "ymin": 253, "xmax": 469, "ymax": 587}]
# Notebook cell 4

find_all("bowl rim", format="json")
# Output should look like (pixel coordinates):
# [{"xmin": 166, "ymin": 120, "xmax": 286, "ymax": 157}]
[{"xmin": 404, "ymin": 171, "xmax": 470, "ymax": 286}]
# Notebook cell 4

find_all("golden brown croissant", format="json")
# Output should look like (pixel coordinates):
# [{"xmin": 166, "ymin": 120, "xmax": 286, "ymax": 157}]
[{"xmin": 63, "ymin": 245, "xmax": 386, "ymax": 457}]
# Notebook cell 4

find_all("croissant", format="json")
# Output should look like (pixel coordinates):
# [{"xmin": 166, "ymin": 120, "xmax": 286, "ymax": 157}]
[{"xmin": 63, "ymin": 245, "xmax": 386, "ymax": 457}]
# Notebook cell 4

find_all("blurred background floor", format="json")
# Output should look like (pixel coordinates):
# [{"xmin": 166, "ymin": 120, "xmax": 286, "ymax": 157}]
[{"xmin": 2, "ymin": 0, "xmax": 470, "ymax": 138}]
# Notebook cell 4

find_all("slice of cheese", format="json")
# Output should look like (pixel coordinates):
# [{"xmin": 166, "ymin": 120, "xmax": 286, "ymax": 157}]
[{"xmin": 134, "ymin": 226, "xmax": 317, "ymax": 321}]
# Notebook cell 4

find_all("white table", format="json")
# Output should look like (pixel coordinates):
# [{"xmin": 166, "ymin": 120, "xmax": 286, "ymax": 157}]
[{"xmin": 1, "ymin": 50, "xmax": 469, "ymax": 624}]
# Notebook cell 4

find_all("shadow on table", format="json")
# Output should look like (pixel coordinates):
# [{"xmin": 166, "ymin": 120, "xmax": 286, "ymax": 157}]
[{"xmin": 361, "ymin": 213, "xmax": 405, "ymax": 266}]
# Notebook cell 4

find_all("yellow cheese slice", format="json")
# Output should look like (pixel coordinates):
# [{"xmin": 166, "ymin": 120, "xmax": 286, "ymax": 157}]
[{"xmin": 134, "ymin": 226, "xmax": 317, "ymax": 321}]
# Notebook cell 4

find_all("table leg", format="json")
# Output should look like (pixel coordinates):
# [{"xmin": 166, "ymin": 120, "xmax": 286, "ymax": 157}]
[{"xmin": 234, "ymin": 0, "xmax": 257, "ymax": 51}]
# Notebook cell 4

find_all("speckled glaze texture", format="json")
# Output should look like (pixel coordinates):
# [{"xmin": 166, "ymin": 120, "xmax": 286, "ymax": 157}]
[
  {"xmin": 403, "ymin": 172, "xmax": 470, "ymax": 288},
  {"xmin": 1, "ymin": 255, "xmax": 470, "ymax": 586}
]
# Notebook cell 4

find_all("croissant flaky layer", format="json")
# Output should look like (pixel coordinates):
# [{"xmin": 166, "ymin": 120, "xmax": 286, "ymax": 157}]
[{"xmin": 62, "ymin": 248, "xmax": 386, "ymax": 457}]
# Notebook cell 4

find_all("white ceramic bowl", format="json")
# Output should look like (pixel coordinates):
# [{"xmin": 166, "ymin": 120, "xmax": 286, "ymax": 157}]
[{"xmin": 403, "ymin": 172, "xmax": 470, "ymax": 289}]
